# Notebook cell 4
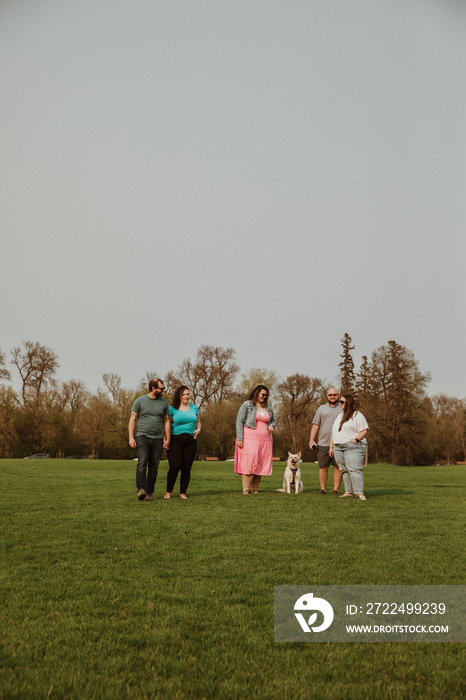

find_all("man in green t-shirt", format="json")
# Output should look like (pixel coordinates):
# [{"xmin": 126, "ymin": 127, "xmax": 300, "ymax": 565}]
[{"xmin": 129, "ymin": 378, "xmax": 170, "ymax": 500}]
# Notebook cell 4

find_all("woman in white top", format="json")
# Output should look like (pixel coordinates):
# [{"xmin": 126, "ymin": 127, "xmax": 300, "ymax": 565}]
[{"xmin": 329, "ymin": 395, "xmax": 369, "ymax": 500}]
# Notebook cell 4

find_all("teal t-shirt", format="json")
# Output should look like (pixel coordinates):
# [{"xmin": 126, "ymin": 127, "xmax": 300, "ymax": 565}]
[
  {"xmin": 131, "ymin": 394, "xmax": 169, "ymax": 439},
  {"xmin": 169, "ymin": 404, "xmax": 199, "ymax": 436}
]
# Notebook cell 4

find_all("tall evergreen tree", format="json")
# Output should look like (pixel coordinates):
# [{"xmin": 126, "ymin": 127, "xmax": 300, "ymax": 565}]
[
  {"xmin": 355, "ymin": 355, "xmax": 371, "ymax": 399},
  {"xmin": 338, "ymin": 333, "xmax": 355, "ymax": 394}
]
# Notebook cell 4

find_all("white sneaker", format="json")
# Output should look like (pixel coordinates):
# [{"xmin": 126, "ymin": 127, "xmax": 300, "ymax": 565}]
[
  {"xmin": 340, "ymin": 493, "xmax": 354, "ymax": 498},
  {"xmin": 355, "ymin": 493, "xmax": 367, "ymax": 500}
]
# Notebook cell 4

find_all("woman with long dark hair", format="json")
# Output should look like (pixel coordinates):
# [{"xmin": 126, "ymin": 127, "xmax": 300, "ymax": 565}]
[
  {"xmin": 234, "ymin": 384, "xmax": 276, "ymax": 494},
  {"xmin": 165, "ymin": 386, "xmax": 201, "ymax": 500},
  {"xmin": 329, "ymin": 394, "xmax": 369, "ymax": 500}
]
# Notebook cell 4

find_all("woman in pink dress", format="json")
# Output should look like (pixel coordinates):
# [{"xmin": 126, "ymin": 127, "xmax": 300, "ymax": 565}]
[{"xmin": 235, "ymin": 385, "xmax": 277, "ymax": 494}]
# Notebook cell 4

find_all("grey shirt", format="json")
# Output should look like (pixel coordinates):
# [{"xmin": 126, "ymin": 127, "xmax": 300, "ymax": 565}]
[
  {"xmin": 312, "ymin": 403, "xmax": 343, "ymax": 446},
  {"xmin": 131, "ymin": 394, "xmax": 169, "ymax": 439}
]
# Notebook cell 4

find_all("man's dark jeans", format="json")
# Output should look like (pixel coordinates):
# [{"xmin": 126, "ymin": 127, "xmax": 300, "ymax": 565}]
[{"xmin": 135, "ymin": 435, "xmax": 163, "ymax": 495}]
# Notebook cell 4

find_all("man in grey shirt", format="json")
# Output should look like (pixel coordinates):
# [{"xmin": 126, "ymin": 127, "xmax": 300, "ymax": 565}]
[
  {"xmin": 129, "ymin": 378, "xmax": 170, "ymax": 501},
  {"xmin": 309, "ymin": 388, "xmax": 343, "ymax": 495}
]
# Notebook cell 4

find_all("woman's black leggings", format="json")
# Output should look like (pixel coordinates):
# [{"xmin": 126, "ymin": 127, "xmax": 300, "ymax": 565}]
[{"xmin": 166, "ymin": 433, "xmax": 197, "ymax": 494}]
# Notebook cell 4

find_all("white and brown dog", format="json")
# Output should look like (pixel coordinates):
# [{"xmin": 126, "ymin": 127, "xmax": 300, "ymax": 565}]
[{"xmin": 276, "ymin": 452, "xmax": 303, "ymax": 494}]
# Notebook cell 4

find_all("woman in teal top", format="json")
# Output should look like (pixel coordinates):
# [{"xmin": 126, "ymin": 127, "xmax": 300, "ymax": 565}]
[{"xmin": 165, "ymin": 386, "xmax": 201, "ymax": 500}]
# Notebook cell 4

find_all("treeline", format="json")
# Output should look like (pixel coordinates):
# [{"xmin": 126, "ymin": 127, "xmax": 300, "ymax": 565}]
[{"xmin": 0, "ymin": 338, "xmax": 464, "ymax": 464}]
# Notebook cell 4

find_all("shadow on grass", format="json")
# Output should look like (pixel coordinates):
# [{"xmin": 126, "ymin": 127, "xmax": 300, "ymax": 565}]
[
  {"xmin": 162, "ymin": 489, "xmax": 266, "ymax": 497},
  {"xmin": 164, "ymin": 489, "xmax": 304, "ymax": 497},
  {"xmin": 431, "ymin": 484, "xmax": 462, "ymax": 488},
  {"xmin": 164, "ymin": 488, "xmax": 416, "ymax": 498}
]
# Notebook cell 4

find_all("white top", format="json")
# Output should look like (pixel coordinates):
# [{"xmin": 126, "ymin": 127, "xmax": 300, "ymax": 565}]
[{"xmin": 332, "ymin": 411, "xmax": 369, "ymax": 444}]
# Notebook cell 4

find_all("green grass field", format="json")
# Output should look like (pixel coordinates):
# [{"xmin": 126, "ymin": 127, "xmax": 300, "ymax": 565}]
[{"xmin": 1, "ymin": 459, "xmax": 464, "ymax": 699}]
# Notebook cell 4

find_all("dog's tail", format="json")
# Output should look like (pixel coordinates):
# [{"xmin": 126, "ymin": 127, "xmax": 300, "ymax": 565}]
[{"xmin": 276, "ymin": 488, "xmax": 285, "ymax": 492}]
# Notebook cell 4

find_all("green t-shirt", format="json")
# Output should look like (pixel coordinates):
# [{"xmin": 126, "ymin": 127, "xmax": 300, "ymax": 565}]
[{"xmin": 131, "ymin": 394, "xmax": 169, "ymax": 439}]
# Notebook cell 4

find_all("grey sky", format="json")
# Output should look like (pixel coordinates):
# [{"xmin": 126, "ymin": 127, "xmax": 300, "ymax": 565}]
[{"xmin": 1, "ymin": 0, "xmax": 465, "ymax": 398}]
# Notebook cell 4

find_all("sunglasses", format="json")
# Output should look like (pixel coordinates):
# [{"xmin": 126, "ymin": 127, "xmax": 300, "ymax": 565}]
[{"xmin": 339, "ymin": 400, "xmax": 346, "ymax": 404}]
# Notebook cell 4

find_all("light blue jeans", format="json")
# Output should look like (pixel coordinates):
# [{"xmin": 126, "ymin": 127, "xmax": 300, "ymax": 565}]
[{"xmin": 333, "ymin": 442, "xmax": 366, "ymax": 495}]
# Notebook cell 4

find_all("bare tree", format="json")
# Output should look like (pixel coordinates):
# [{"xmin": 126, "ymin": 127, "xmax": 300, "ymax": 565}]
[
  {"xmin": 79, "ymin": 390, "xmax": 116, "ymax": 459},
  {"xmin": 0, "ymin": 385, "xmax": 19, "ymax": 456},
  {"xmin": 103, "ymin": 373, "xmax": 122, "ymax": 403},
  {"xmin": 10, "ymin": 341, "xmax": 59, "ymax": 408},
  {"xmin": 63, "ymin": 379, "xmax": 88, "ymax": 433},
  {"xmin": 176, "ymin": 346, "xmax": 240, "ymax": 408},
  {"xmin": 163, "ymin": 370, "xmax": 180, "ymax": 398},
  {"xmin": 236, "ymin": 367, "xmax": 279, "ymax": 400},
  {"xmin": 277, "ymin": 374, "xmax": 323, "ymax": 453},
  {"xmin": 41, "ymin": 378, "xmax": 67, "ymax": 413},
  {"xmin": 432, "ymin": 394, "xmax": 466, "ymax": 464},
  {"xmin": 136, "ymin": 371, "xmax": 161, "ymax": 395},
  {"xmin": 0, "ymin": 349, "xmax": 11, "ymax": 382}
]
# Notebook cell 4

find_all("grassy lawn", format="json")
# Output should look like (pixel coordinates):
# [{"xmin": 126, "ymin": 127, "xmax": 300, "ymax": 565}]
[{"xmin": 1, "ymin": 459, "xmax": 464, "ymax": 699}]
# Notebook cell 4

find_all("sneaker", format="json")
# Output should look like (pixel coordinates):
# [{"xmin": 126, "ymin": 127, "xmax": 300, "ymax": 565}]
[
  {"xmin": 319, "ymin": 489, "xmax": 326, "ymax": 495},
  {"xmin": 355, "ymin": 494, "xmax": 367, "ymax": 500},
  {"xmin": 340, "ymin": 493, "xmax": 354, "ymax": 498},
  {"xmin": 137, "ymin": 489, "xmax": 147, "ymax": 500},
  {"xmin": 145, "ymin": 494, "xmax": 155, "ymax": 501}
]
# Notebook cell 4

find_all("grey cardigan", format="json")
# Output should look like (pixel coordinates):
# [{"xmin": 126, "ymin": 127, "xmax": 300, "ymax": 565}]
[{"xmin": 236, "ymin": 400, "xmax": 277, "ymax": 441}]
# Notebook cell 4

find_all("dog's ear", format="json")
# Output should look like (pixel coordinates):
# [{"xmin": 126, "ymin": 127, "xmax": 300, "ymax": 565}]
[
  {"xmin": 297, "ymin": 451, "xmax": 302, "ymax": 458},
  {"xmin": 288, "ymin": 451, "xmax": 291, "ymax": 457}
]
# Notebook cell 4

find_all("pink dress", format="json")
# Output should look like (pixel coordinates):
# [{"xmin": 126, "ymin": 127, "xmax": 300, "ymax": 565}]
[{"xmin": 234, "ymin": 410, "xmax": 273, "ymax": 476}]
